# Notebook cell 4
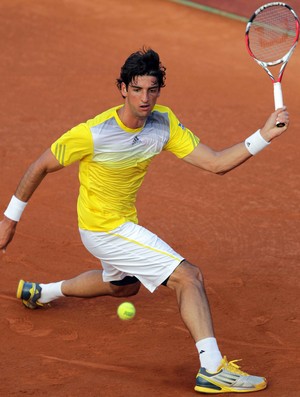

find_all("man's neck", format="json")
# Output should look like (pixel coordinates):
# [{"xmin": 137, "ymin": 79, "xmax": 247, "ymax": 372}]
[{"xmin": 117, "ymin": 106, "xmax": 147, "ymax": 129}]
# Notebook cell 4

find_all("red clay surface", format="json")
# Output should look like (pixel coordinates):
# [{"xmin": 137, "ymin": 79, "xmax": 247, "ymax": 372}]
[
  {"xmin": 187, "ymin": 0, "xmax": 300, "ymax": 17},
  {"xmin": 0, "ymin": 1, "xmax": 299, "ymax": 396}
]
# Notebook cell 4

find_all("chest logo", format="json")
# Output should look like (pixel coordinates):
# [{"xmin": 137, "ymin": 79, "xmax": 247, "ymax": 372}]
[{"xmin": 132, "ymin": 136, "xmax": 141, "ymax": 145}]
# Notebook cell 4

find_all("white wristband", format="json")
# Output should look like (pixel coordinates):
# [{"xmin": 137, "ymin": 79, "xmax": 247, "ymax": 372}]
[
  {"xmin": 4, "ymin": 195, "xmax": 28, "ymax": 222},
  {"xmin": 244, "ymin": 129, "xmax": 270, "ymax": 156}
]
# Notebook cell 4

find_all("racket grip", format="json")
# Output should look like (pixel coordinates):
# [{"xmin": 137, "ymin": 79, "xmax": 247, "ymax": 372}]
[{"xmin": 273, "ymin": 82, "xmax": 285, "ymax": 127}]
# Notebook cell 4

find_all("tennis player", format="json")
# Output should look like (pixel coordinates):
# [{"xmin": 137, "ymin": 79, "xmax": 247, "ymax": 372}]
[{"xmin": 0, "ymin": 48, "xmax": 289, "ymax": 393}]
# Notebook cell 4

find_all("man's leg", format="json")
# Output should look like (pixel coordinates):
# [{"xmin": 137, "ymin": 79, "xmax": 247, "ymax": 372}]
[
  {"xmin": 166, "ymin": 260, "xmax": 222, "ymax": 372},
  {"xmin": 17, "ymin": 270, "xmax": 141, "ymax": 308},
  {"xmin": 61, "ymin": 270, "xmax": 141, "ymax": 298},
  {"xmin": 166, "ymin": 260, "xmax": 267, "ymax": 394},
  {"xmin": 165, "ymin": 260, "xmax": 214, "ymax": 341}
]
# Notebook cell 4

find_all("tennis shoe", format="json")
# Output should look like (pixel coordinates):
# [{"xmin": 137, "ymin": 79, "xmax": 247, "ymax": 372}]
[
  {"xmin": 195, "ymin": 356, "xmax": 267, "ymax": 393},
  {"xmin": 16, "ymin": 279, "xmax": 44, "ymax": 309}
]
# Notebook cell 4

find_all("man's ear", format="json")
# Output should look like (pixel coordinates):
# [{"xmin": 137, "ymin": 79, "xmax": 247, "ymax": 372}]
[{"xmin": 121, "ymin": 82, "xmax": 128, "ymax": 98}]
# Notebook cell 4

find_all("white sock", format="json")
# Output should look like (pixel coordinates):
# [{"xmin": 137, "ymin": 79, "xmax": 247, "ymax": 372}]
[
  {"xmin": 39, "ymin": 281, "xmax": 65, "ymax": 303},
  {"xmin": 196, "ymin": 337, "xmax": 223, "ymax": 373}
]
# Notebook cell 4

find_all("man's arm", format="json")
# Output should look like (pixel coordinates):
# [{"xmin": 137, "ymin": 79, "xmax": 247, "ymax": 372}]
[
  {"xmin": 183, "ymin": 108, "xmax": 289, "ymax": 174},
  {"xmin": 0, "ymin": 149, "xmax": 64, "ymax": 252}
]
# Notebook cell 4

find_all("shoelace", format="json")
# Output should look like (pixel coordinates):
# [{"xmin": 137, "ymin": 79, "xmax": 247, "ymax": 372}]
[{"xmin": 224, "ymin": 357, "xmax": 249, "ymax": 376}]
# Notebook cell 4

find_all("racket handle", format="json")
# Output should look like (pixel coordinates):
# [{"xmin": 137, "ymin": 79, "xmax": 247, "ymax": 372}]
[{"xmin": 273, "ymin": 82, "xmax": 285, "ymax": 127}]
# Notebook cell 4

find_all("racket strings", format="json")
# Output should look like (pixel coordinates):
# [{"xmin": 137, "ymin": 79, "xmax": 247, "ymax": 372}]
[{"xmin": 249, "ymin": 7, "xmax": 298, "ymax": 63}]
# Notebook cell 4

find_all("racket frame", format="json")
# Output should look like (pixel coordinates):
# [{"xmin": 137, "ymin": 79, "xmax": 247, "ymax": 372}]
[{"xmin": 245, "ymin": 2, "xmax": 299, "ymax": 125}]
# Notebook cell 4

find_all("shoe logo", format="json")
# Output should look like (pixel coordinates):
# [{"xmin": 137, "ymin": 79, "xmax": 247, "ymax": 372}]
[
  {"xmin": 200, "ymin": 350, "xmax": 205, "ymax": 354},
  {"xmin": 214, "ymin": 372, "xmax": 241, "ymax": 384}
]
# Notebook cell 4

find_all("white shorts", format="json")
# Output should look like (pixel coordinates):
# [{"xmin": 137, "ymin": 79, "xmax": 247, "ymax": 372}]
[{"xmin": 79, "ymin": 222, "xmax": 184, "ymax": 293}]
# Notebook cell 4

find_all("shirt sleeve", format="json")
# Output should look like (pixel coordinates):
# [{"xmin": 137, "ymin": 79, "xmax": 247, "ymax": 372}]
[
  {"xmin": 50, "ymin": 123, "xmax": 94, "ymax": 166},
  {"xmin": 163, "ymin": 109, "xmax": 200, "ymax": 158}
]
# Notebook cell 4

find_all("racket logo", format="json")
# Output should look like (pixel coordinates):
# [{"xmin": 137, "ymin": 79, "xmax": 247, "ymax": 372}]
[{"xmin": 258, "ymin": 19, "xmax": 291, "ymax": 48}]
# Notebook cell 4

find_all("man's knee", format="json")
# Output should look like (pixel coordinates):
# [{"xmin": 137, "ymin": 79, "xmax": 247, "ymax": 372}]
[{"xmin": 166, "ymin": 260, "xmax": 204, "ymax": 289}]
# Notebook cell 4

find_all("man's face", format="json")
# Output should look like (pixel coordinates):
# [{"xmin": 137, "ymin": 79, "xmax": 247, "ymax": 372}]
[{"xmin": 121, "ymin": 75, "xmax": 160, "ymax": 119}]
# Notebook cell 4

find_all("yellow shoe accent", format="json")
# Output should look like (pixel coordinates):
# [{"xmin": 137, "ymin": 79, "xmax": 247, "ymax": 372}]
[{"xmin": 16, "ymin": 279, "xmax": 25, "ymax": 299}]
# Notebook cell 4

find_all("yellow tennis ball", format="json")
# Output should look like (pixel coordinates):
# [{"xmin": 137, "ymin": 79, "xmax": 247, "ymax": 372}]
[{"xmin": 117, "ymin": 302, "xmax": 136, "ymax": 320}]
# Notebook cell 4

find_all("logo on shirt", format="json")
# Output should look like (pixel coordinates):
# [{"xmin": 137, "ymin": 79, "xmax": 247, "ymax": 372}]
[
  {"xmin": 178, "ymin": 122, "xmax": 185, "ymax": 130},
  {"xmin": 132, "ymin": 136, "xmax": 141, "ymax": 145}
]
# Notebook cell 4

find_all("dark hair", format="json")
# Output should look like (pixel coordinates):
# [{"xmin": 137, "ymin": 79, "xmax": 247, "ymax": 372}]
[{"xmin": 116, "ymin": 47, "xmax": 166, "ymax": 92}]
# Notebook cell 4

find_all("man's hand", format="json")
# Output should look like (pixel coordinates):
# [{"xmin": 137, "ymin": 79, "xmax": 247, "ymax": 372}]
[
  {"xmin": 260, "ymin": 107, "xmax": 289, "ymax": 142},
  {"xmin": 0, "ymin": 217, "xmax": 17, "ymax": 253}
]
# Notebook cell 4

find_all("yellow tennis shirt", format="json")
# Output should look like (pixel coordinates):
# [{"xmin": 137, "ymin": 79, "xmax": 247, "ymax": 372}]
[{"xmin": 51, "ymin": 104, "xmax": 199, "ymax": 231}]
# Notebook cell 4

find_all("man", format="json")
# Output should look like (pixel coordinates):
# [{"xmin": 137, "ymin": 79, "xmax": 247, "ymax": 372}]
[{"xmin": 0, "ymin": 48, "xmax": 289, "ymax": 393}]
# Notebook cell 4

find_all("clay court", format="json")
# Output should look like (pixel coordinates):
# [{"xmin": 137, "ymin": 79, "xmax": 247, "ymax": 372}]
[{"xmin": 0, "ymin": 1, "xmax": 299, "ymax": 396}]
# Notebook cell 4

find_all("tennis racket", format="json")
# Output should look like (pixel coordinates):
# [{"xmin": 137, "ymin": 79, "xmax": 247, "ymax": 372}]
[{"xmin": 245, "ymin": 2, "xmax": 299, "ymax": 127}]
